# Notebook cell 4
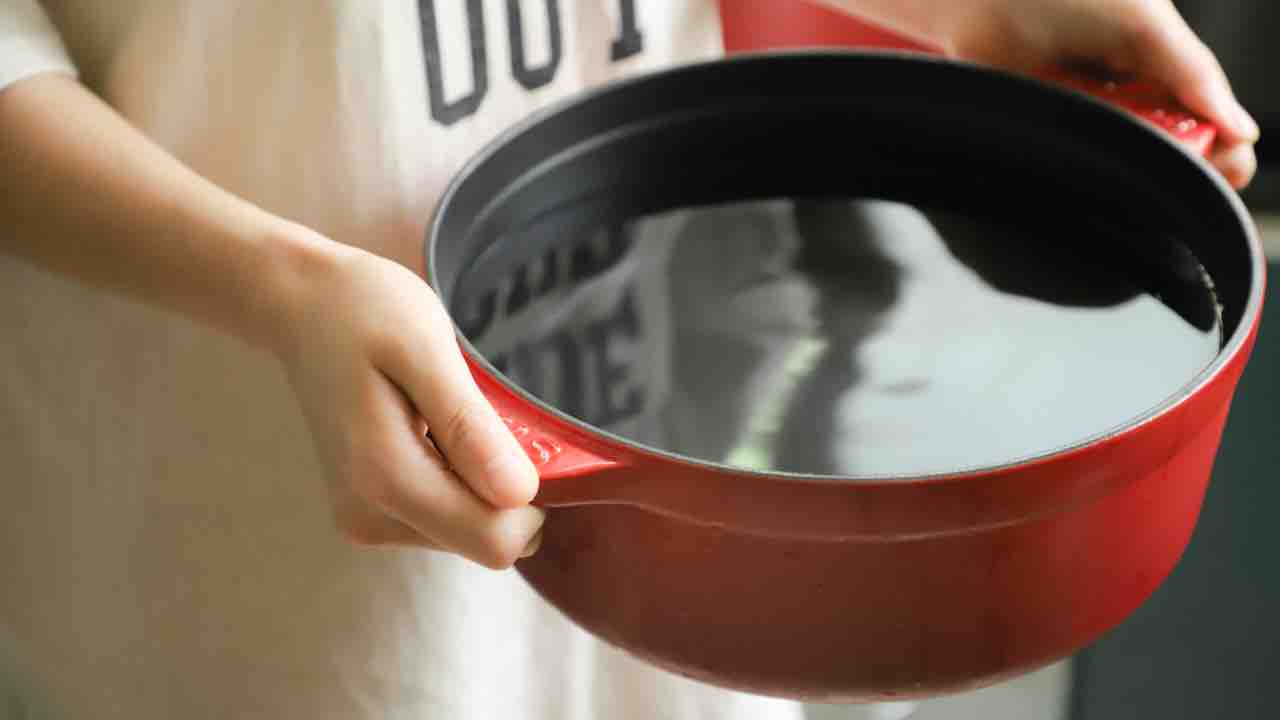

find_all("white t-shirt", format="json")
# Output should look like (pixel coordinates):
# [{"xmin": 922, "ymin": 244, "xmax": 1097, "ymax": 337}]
[{"xmin": 0, "ymin": 2, "xmax": 803, "ymax": 719}]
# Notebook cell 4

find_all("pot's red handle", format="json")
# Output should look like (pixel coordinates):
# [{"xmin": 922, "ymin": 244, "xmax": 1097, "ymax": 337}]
[
  {"xmin": 1044, "ymin": 71, "xmax": 1217, "ymax": 156},
  {"xmin": 718, "ymin": 0, "xmax": 1217, "ymax": 157},
  {"xmin": 468, "ymin": 356, "xmax": 624, "ymax": 481}
]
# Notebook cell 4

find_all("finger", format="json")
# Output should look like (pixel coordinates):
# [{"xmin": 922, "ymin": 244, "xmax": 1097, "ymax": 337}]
[
  {"xmin": 1209, "ymin": 142, "xmax": 1258, "ymax": 189},
  {"xmin": 1133, "ymin": 12, "xmax": 1259, "ymax": 145},
  {"xmin": 331, "ymin": 474, "xmax": 444, "ymax": 548},
  {"xmin": 359, "ymin": 373, "xmax": 545, "ymax": 569},
  {"xmin": 376, "ymin": 450, "xmax": 546, "ymax": 568},
  {"xmin": 328, "ymin": 467, "xmax": 444, "ymax": 548},
  {"xmin": 336, "ymin": 506, "xmax": 443, "ymax": 549},
  {"xmin": 377, "ymin": 291, "xmax": 539, "ymax": 509}
]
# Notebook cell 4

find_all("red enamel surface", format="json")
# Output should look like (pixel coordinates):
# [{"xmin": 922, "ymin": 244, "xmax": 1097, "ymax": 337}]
[
  {"xmin": 459, "ymin": 1, "xmax": 1253, "ymax": 699},
  {"xmin": 472, "ymin": 362, "xmax": 622, "ymax": 480},
  {"xmin": 478, "ymin": 322, "xmax": 1259, "ymax": 699}
]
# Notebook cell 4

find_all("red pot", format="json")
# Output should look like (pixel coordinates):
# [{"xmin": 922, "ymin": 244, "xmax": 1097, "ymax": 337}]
[{"xmin": 426, "ymin": 21, "xmax": 1265, "ymax": 701}]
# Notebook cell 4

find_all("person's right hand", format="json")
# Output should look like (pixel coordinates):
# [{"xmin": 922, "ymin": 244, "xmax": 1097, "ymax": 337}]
[{"xmin": 267, "ymin": 226, "xmax": 544, "ymax": 568}]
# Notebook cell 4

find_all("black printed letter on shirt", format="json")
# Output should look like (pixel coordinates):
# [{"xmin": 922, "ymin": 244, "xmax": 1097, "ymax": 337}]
[
  {"xmin": 611, "ymin": 0, "xmax": 643, "ymax": 60},
  {"xmin": 420, "ymin": 0, "xmax": 487, "ymax": 125},
  {"xmin": 507, "ymin": 0, "xmax": 562, "ymax": 89}
]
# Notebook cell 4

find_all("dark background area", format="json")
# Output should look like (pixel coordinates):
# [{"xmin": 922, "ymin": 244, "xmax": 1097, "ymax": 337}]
[
  {"xmin": 1072, "ymin": 10, "xmax": 1279, "ymax": 716},
  {"xmin": 1177, "ymin": 0, "xmax": 1280, "ymax": 208},
  {"xmin": 1069, "ymin": 258, "xmax": 1279, "ymax": 718}
]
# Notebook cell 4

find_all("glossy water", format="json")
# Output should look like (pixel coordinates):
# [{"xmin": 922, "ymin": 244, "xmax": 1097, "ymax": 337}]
[{"xmin": 458, "ymin": 198, "xmax": 1221, "ymax": 477}]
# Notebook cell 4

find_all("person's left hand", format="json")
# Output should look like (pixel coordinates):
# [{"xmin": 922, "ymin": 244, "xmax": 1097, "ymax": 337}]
[{"xmin": 944, "ymin": 0, "xmax": 1259, "ymax": 188}]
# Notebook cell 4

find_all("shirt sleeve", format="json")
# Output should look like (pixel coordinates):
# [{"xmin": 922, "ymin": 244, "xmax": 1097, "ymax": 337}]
[{"xmin": 0, "ymin": 0, "xmax": 77, "ymax": 92}]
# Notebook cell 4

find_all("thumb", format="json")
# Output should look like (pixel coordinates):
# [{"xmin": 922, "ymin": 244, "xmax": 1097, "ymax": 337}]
[
  {"xmin": 379, "ymin": 292, "xmax": 540, "ymax": 509},
  {"xmin": 1134, "ymin": 10, "xmax": 1258, "ymax": 146}
]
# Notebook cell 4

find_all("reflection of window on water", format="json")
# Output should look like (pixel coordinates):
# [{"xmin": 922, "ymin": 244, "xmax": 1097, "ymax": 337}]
[
  {"xmin": 463, "ymin": 222, "xmax": 646, "ymax": 429},
  {"xmin": 461, "ymin": 196, "xmax": 1222, "ymax": 478},
  {"xmin": 492, "ymin": 292, "xmax": 645, "ymax": 428},
  {"xmin": 455, "ymin": 222, "xmax": 634, "ymax": 339}
]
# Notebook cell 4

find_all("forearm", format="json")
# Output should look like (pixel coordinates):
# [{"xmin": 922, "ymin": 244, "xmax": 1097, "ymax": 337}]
[{"xmin": 0, "ymin": 73, "xmax": 339, "ymax": 349}]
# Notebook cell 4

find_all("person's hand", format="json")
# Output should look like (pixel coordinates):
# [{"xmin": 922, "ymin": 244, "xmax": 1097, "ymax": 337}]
[
  {"xmin": 0, "ymin": 72, "xmax": 542, "ymax": 569},
  {"xmin": 267, "ymin": 227, "xmax": 544, "ymax": 568},
  {"xmin": 945, "ymin": 0, "xmax": 1259, "ymax": 188}
]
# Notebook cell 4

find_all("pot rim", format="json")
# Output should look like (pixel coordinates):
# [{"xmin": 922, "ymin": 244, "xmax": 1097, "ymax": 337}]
[{"xmin": 426, "ymin": 50, "xmax": 1266, "ymax": 485}]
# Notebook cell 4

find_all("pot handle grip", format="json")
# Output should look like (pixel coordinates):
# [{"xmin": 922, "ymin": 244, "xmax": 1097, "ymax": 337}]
[
  {"xmin": 1044, "ymin": 71, "xmax": 1217, "ymax": 157},
  {"xmin": 468, "ymin": 356, "xmax": 623, "ymax": 481}
]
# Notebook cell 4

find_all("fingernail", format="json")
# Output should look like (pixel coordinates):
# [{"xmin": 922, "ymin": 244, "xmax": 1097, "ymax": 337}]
[
  {"xmin": 519, "ymin": 528, "xmax": 544, "ymax": 558},
  {"xmin": 1237, "ymin": 105, "xmax": 1261, "ymax": 142},
  {"xmin": 1207, "ymin": 84, "xmax": 1253, "ymax": 141}
]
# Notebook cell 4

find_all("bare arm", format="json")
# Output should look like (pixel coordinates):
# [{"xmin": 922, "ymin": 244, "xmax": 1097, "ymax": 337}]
[
  {"xmin": 0, "ymin": 73, "xmax": 543, "ymax": 567},
  {"xmin": 0, "ymin": 74, "xmax": 319, "ymax": 346}
]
